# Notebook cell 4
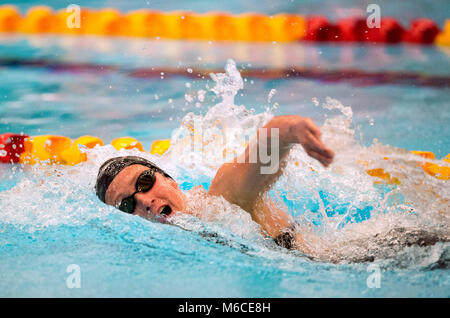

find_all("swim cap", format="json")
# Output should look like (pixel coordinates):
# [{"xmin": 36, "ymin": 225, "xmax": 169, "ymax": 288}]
[{"xmin": 95, "ymin": 156, "xmax": 172, "ymax": 203}]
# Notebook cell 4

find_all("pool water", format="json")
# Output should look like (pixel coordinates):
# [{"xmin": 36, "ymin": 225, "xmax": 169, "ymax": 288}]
[{"xmin": 0, "ymin": 28, "xmax": 449, "ymax": 297}]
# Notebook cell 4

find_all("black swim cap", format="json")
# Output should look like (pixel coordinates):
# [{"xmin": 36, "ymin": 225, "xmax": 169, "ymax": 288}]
[{"xmin": 95, "ymin": 156, "xmax": 172, "ymax": 203}]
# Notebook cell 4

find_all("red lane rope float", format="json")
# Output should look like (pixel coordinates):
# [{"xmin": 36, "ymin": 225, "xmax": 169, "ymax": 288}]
[
  {"xmin": 0, "ymin": 133, "xmax": 28, "ymax": 163},
  {"xmin": 0, "ymin": 5, "xmax": 448, "ymax": 45},
  {"xmin": 305, "ymin": 15, "xmax": 339, "ymax": 42},
  {"xmin": 309, "ymin": 16, "xmax": 439, "ymax": 44},
  {"xmin": 404, "ymin": 18, "xmax": 441, "ymax": 44}
]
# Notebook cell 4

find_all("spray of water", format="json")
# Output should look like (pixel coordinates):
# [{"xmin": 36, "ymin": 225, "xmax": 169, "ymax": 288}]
[
  {"xmin": 0, "ymin": 59, "xmax": 448, "ymax": 267},
  {"xmin": 167, "ymin": 59, "xmax": 449, "ymax": 266}
]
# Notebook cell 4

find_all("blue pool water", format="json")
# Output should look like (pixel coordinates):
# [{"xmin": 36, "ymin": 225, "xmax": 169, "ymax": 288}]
[{"xmin": 1, "ymin": 2, "xmax": 450, "ymax": 298}]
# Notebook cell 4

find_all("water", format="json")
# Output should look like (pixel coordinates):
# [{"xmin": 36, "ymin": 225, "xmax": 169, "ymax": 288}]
[{"xmin": 0, "ymin": 34, "xmax": 449, "ymax": 296}]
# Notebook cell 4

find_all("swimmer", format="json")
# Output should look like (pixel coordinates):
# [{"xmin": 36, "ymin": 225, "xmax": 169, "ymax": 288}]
[{"xmin": 95, "ymin": 115, "xmax": 334, "ymax": 254}]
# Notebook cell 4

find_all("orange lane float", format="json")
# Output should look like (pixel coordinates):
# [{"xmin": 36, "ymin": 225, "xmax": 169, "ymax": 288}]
[
  {"xmin": 52, "ymin": 7, "xmax": 97, "ymax": 35},
  {"xmin": 444, "ymin": 154, "xmax": 450, "ymax": 163},
  {"xmin": 271, "ymin": 13, "xmax": 307, "ymax": 42},
  {"xmin": 0, "ymin": 5, "xmax": 21, "ymax": 32},
  {"xmin": 361, "ymin": 150, "xmax": 449, "ymax": 184},
  {"xmin": 410, "ymin": 150, "xmax": 449, "ymax": 181},
  {"xmin": 19, "ymin": 135, "xmax": 72, "ymax": 164},
  {"xmin": 150, "ymin": 139, "xmax": 171, "ymax": 156},
  {"xmin": 111, "ymin": 137, "xmax": 144, "ymax": 152},
  {"xmin": 82, "ymin": 8, "xmax": 126, "ymax": 36},
  {"xmin": 1, "ymin": 133, "xmax": 173, "ymax": 165},
  {"xmin": 59, "ymin": 136, "xmax": 104, "ymax": 165},
  {"xmin": 366, "ymin": 168, "xmax": 401, "ymax": 185},
  {"xmin": 126, "ymin": 9, "xmax": 171, "ymax": 38},
  {"xmin": 1, "ymin": 5, "xmax": 448, "ymax": 45},
  {"xmin": 179, "ymin": 12, "xmax": 215, "ymax": 41},
  {"xmin": 435, "ymin": 19, "xmax": 450, "ymax": 46},
  {"xmin": 210, "ymin": 12, "xmax": 240, "ymax": 41},
  {"xmin": 422, "ymin": 162, "xmax": 450, "ymax": 180},
  {"xmin": 410, "ymin": 150, "xmax": 435, "ymax": 160},
  {"xmin": 18, "ymin": 5, "xmax": 55, "ymax": 34},
  {"xmin": 234, "ymin": 13, "xmax": 274, "ymax": 42}
]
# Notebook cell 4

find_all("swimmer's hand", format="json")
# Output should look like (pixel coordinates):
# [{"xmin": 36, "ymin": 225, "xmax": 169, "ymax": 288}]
[{"xmin": 278, "ymin": 115, "xmax": 334, "ymax": 167}]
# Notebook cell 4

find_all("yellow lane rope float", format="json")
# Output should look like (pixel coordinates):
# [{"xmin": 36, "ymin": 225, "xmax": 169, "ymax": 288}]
[
  {"xmin": 0, "ymin": 5, "xmax": 307, "ymax": 43},
  {"xmin": 0, "ymin": 5, "xmax": 449, "ymax": 45},
  {"xmin": 0, "ymin": 133, "xmax": 169, "ymax": 166},
  {"xmin": 0, "ymin": 133, "xmax": 448, "ymax": 182},
  {"xmin": 435, "ymin": 20, "xmax": 450, "ymax": 46},
  {"xmin": 111, "ymin": 137, "xmax": 144, "ymax": 152}
]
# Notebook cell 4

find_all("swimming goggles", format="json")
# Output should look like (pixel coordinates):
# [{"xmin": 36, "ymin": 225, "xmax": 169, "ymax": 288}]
[{"xmin": 117, "ymin": 169, "xmax": 156, "ymax": 214}]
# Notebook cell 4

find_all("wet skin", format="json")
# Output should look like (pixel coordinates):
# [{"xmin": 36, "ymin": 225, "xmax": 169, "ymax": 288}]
[
  {"xmin": 104, "ymin": 115, "xmax": 334, "ymax": 252},
  {"xmin": 105, "ymin": 165, "xmax": 187, "ymax": 221}
]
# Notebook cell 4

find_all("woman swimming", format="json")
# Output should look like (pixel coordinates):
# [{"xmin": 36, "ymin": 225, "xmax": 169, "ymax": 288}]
[
  {"xmin": 94, "ymin": 114, "xmax": 448, "ymax": 262},
  {"xmin": 95, "ymin": 115, "xmax": 334, "ymax": 255}
]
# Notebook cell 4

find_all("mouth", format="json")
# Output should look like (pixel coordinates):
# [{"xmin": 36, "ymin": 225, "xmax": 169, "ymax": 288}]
[{"xmin": 158, "ymin": 205, "xmax": 172, "ymax": 216}]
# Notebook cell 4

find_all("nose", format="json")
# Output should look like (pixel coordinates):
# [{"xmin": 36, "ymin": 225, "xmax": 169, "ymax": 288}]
[{"xmin": 136, "ymin": 193, "xmax": 168, "ymax": 215}]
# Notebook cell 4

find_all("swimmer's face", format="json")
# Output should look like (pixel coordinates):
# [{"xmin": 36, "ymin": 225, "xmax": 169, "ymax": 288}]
[{"xmin": 104, "ymin": 164, "xmax": 187, "ymax": 220}]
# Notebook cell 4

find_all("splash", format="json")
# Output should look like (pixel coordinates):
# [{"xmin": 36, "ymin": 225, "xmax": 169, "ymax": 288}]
[
  {"xmin": 274, "ymin": 97, "xmax": 449, "ymax": 264},
  {"xmin": 165, "ymin": 61, "xmax": 449, "ymax": 266},
  {"xmin": 171, "ymin": 62, "xmax": 450, "ymax": 266},
  {"xmin": 167, "ymin": 59, "xmax": 273, "ymax": 176},
  {"xmin": 0, "ymin": 60, "xmax": 448, "ymax": 268}
]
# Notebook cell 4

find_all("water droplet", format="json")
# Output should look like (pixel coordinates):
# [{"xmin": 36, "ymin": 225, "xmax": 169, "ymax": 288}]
[
  {"xmin": 268, "ymin": 88, "xmax": 277, "ymax": 103},
  {"xmin": 197, "ymin": 90, "xmax": 206, "ymax": 102},
  {"xmin": 312, "ymin": 97, "xmax": 319, "ymax": 106}
]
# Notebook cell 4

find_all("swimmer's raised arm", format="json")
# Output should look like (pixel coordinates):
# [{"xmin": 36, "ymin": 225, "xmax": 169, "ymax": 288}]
[{"xmin": 208, "ymin": 115, "xmax": 334, "ymax": 247}]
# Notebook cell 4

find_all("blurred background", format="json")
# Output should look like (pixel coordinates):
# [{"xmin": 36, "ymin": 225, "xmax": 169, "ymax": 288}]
[{"xmin": 7, "ymin": 0, "xmax": 450, "ymax": 25}]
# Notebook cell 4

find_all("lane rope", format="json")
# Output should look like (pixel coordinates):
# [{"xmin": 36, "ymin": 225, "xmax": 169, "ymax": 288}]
[{"xmin": 0, "ymin": 5, "xmax": 449, "ymax": 45}]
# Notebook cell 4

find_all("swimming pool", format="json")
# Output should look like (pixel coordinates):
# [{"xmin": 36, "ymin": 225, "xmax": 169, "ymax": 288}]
[{"xmin": 1, "ymin": 5, "xmax": 449, "ymax": 297}]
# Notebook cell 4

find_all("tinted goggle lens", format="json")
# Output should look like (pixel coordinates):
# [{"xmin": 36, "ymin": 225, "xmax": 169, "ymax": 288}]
[
  {"xmin": 117, "ymin": 170, "xmax": 156, "ymax": 214},
  {"xmin": 136, "ymin": 170, "xmax": 156, "ymax": 192},
  {"xmin": 118, "ymin": 196, "xmax": 136, "ymax": 214}
]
